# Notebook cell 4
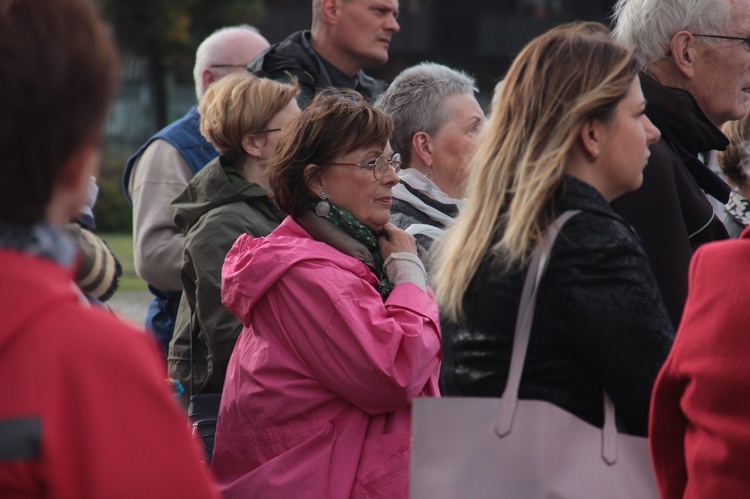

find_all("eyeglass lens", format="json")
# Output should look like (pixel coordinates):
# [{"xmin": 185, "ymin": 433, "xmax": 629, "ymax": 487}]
[{"xmin": 373, "ymin": 153, "xmax": 402, "ymax": 179}]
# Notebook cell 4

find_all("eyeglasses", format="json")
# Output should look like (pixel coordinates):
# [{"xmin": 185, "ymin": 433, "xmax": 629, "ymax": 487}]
[
  {"xmin": 692, "ymin": 34, "xmax": 750, "ymax": 50},
  {"xmin": 322, "ymin": 153, "xmax": 402, "ymax": 180},
  {"xmin": 257, "ymin": 128, "xmax": 282, "ymax": 134},
  {"xmin": 209, "ymin": 64, "xmax": 248, "ymax": 69}
]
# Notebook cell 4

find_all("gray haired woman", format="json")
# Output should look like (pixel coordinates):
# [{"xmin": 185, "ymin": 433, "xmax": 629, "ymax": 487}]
[{"xmin": 375, "ymin": 62, "xmax": 484, "ymax": 253}]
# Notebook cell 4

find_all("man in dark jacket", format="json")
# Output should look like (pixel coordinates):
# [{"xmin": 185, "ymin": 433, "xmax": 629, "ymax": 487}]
[
  {"xmin": 610, "ymin": 0, "xmax": 750, "ymax": 327},
  {"xmin": 248, "ymin": 0, "xmax": 400, "ymax": 107}
]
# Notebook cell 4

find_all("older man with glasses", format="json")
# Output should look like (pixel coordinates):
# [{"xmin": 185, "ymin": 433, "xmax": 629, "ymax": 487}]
[
  {"xmin": 610, "ymin": 0, "xmax": 750, "ymax": 328},
  {"xmin": 122, "ymin": 25, "xmax": 269, "ymax": 356}
]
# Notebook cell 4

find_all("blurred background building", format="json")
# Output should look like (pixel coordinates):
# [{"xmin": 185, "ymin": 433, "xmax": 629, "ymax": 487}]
[{"xmin": 105, "ymin": 0, "xmax": 616, "ymax": 149}]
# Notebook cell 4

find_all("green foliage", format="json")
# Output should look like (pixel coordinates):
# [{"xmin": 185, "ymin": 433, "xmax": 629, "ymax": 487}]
[
  {"xmin": 99, "ymin": 233, "xmax": 147, "ymax": 292},
  {"xmin": 97, "ymin": 0, "xmax": 265, "ymax": 60},
  {"xmin": 96, "ymin": 0, "xmax": 265, "ymax": 127},
  {"xmin": 93, "ymin": 150, "xmax": 132, "ymax": 233}
]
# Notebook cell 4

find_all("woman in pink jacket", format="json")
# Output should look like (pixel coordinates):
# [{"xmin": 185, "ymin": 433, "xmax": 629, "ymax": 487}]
[{"xmin": 212, "ymin": 89, "xmax": 442, "ymax": 498}]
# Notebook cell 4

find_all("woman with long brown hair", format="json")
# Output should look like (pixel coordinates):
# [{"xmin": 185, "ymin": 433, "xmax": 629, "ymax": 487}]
[{"xmin": 433, "ymin": 22, "xmax": 674, "ymax": 436}]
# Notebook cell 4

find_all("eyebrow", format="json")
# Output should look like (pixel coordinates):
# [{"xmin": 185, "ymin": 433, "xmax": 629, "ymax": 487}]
[{"xmin": 371, "ymin": 2, "xmax": 398, "ymax": 14}]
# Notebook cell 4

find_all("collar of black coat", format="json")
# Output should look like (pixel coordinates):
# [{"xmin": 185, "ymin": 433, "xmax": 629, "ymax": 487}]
[
  {"xmin": 247, "ymin": 30, "xmax": 385, "ymax": 106},
  {"xmin": 640, "ymin": 72, "xmax": 729, "ymax": 154},
  {"xmin": 555, "ymin": 175, "xmax": 614, "ymax": 216}
]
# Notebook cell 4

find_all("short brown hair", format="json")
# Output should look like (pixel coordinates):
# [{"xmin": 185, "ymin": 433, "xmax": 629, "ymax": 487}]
[
  {"xmin": 0, "ymin": 0, "xmax": 119, "ymax": 225},
  {"xmin": 268, "ymin": 89, "xmax": 393, "ymax": 217},
  {"xmin": 199, "ymin": 73, "xmax": 298, "ymax": 165}
]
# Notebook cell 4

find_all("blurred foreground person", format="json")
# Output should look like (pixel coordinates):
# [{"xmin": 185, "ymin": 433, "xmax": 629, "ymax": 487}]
[
  {"xmin": 434, "ymin": 22, "xmax": 674, "ymax": 437},
  {"xmin": 169, "ymin": 72, "xmax": 298, "ymax": 402},
  {"xmin": 0, "ymin": 0, "xmax": 218, "ymax": 497},
  {"xmin": 376, "ymin": 62, "xmax": 484, "ymax": 254},
  {"xmin": 212, "ymin": 90, "xmax": 441, "ymax": 498}
]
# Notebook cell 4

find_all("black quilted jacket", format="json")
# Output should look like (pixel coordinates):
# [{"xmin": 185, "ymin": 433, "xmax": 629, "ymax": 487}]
[
  {"xmin": 440, "ymin": 176, "xmax": 675, "ymax": 436},
  {"xmin": 247, "ymin": 30, "xmax": 386, "ymax": 108}
]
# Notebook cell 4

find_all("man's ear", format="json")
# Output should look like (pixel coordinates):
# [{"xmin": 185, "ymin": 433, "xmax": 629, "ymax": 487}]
[
  {"xmin": 303, "ymin": 163, "xmax": 325, "ymax": 196},
  {"xmin": 321, "ymin": 0, "xmax": 340, "ymax": 24},
  {"xmin": 201, "ymin": 68, "xmax": 215, "ymax": 97},
  {"xmin": 411, "ymin": 131, "xmax": 433, "ymax": 166},
  {"xmin": 669, "ymin": 31, "xmax": 697, "ymax": 79},
  {"xmin": 578, "ymin": 119, "xmax": 602, "ymax": 161}
]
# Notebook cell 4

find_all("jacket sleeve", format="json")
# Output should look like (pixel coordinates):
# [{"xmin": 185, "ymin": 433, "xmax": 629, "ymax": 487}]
[
  {"xmin": 549, "ymin": 214, "xmax": 675, "ymax": 435},
  {"xmin": 269, "ymin": 259, "xmax": 442, "ymax": 415},
  {"xmin": 130, "ymin": 140, "xmax": 192, "ymax": 291}
]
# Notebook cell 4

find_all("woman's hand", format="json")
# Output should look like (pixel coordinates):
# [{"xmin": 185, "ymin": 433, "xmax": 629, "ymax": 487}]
[{"xmin": 377, "ymin": 223, "xmax": 417, "ymax": 260}]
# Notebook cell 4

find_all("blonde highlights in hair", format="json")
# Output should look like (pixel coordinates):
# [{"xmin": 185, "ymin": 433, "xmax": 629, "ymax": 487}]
[{"xmin": 431, "ymin": 22, "xmax": 639, "ymax": 321}]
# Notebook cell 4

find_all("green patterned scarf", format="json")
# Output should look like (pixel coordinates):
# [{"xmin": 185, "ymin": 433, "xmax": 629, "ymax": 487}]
[{"xmin": 305, "ymin": 199, "xmax": 394, "ymax": 299}]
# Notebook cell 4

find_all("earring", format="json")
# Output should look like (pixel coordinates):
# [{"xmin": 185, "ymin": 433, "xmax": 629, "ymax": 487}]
[
  {"xmin": 425, "ymin": 166, "xmax": 435, "ymax": 192},
  {"xmin": 315, "ymin": 190, "xmax": 331, "ymax": 217}
]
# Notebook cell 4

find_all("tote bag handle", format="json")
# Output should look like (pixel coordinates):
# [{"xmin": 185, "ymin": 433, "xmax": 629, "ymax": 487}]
[{"xmin": 493, "ymin": 210, "xmax": 620, "ymax": 464}]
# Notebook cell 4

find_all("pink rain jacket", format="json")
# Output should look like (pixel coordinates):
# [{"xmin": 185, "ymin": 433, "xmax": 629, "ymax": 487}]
[{"xmin": 212, "ymin": 216, "xmax": 441, "ymax": 498}]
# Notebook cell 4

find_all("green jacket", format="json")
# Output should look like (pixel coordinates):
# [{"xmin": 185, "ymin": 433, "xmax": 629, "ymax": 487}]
[{"xmin": 168, "ymin": 156, "xmax": 283, "ymax": 398}]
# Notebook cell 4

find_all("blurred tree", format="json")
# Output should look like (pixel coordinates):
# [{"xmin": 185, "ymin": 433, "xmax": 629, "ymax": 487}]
[{"xmin": 98, "ymin": 0, "xmax": 264, "ymax": 129}]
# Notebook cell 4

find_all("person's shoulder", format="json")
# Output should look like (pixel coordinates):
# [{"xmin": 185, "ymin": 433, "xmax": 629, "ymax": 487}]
[
  {"xmin": 558, "ymin": 208, "xmax": 641, "ymax": 256},
  {"xmin": 249, "ymin": 31, "xmax": 315, "ymax": 82},
  {"xmin": 187, "ymin": 201, "xmax": 277, "ymax": 252},
  {"xmin": 692, "ymin": 233, "xmax": 750, "ymax": 270},
  {"xmin": 390, "ymin": 200, "xmax": 425, "ymax": 227},
  {"xmin": 356, "ymin": 70, "xmax": 387, "ymax": 100}
]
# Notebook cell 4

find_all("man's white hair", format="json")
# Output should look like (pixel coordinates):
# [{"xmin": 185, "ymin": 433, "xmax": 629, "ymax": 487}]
[
  {"xmin": 193, "ymin": 25, "xmax": 262, "ymax": 101},
  {"xmin": 612, "ymin": 0, "xmax": 731, "ymax": 67}
]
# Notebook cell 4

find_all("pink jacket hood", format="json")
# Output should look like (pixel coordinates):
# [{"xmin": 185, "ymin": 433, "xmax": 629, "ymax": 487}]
[{"xmin": 222, "ymin": 216, "xmax": 381, "ymax": 326}]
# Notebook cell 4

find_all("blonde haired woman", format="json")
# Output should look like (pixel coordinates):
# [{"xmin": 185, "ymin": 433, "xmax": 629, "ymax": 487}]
[
  {"xmin": 433, "ymin": 22, "xmax": 674, "ymax": 436},
  {"xmin": 169, "ymin": 72, "xmax": 299, "ymax": 405}
]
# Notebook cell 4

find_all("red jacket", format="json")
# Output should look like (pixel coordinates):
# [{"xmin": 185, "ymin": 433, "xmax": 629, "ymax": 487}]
[
  {"xmin": 0, "ymin": 249, "xmax": 219, "ymax": 499},
  {"xmin": 650, "ymin": 228, "xmax": 750, "ymax": 498}
]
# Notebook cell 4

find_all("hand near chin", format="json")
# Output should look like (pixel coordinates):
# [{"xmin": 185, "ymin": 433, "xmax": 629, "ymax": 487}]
[{"xmin": 377, "ymin": 223, "xmax": 417, "ymax": 260}]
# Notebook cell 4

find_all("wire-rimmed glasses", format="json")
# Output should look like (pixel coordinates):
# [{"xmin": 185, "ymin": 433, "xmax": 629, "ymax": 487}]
[
  {"xmin": 322, "ymin": 153, "xmax": 402, "ymax": 180},
  {"xmin": 692, "ymin": 33, "xmax": 750, "ymax": 51}
]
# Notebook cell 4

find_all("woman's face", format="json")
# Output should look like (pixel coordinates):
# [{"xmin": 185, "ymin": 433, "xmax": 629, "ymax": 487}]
[
  {"xmin": 429, "ymin": 92, "xmax": 484, "ymax": 198},
  {"xmin": 317, "ymin": 143, "xmax": 399, "ymax": 232},
  {"xmin": 597, "ymin": 76, "xmax": 661, "ymax": 201}
]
